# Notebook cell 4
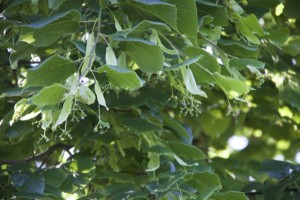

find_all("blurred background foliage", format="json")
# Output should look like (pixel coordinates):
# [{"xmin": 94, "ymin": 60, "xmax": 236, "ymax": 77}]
[{"xmin": 1, "ymin": 0, "xmax": 300, "ymax": 199}]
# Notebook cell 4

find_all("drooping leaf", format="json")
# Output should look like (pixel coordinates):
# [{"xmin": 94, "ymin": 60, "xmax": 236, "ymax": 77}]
[
  {"xmin": 76, "ymin": 85, "xmax": 96, "ymax": 105},
  {"xmin": 19, "ymin": 10, "xmax": 80, "ymax": 47},
  {"xmin": 94, "ymin": 80, "xmax": 108, "ymax": 110},
  {"xmin": 116, "ymin": 37, "xmax": 164, "ymax": 73},
  {"xmin": 98, "ymin": 65, "xmax": 143, "ymax": 90},
  {"xmin": 26, "ymin": 55, "xmax": 76, "ymax": 87},
  {"xmin": 105, "ymin": 46, "xmax": 118, "ymax": 66},
  {"xmin": 52, "ymin": 95, "xmax": 73, "ymax": 129},
  {"xmin": 81, "ymin": 34, "xmax": 96, "ymax": 75},
  {"xmin": 181, "ymin": 67, "xmax": 207, "ymax": 97},
  {"xmin": 29, "ymin": 84, "xmax": 66, "ymax": 107}
]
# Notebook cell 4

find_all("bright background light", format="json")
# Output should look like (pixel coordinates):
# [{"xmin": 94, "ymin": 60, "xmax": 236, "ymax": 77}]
[{"xmin": 228, "ymin": 135, "xmax": 249, "ymax": 151}]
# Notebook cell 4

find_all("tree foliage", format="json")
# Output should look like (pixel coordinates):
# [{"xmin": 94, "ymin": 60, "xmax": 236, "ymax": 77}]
[{"xmin": 1, "ymin": 0, "xmax": 300, "ymax": 199}]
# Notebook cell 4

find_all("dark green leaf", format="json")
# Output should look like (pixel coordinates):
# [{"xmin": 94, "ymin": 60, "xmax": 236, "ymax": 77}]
[
  {"xmin": 26, "ymin": 55, "xmax": 76, "ymax": 87},
  {"xmin": 19, "ymin": 10, "xmax": 80, "ymax": 47},
  {"xmin": 122, "ymin": 118, "xmax": 162, "ymax": 133},
  {"xmin": 12, "ymin": 173, "xmax": 45, "ymax": 194},
  {"xmin": 116, "ymin": 37, "xmax": 164, "ymax": 73},
  {"xmin": 122, "ymin": 0, "xmax": 177, "ymax": 30},
  {"xmin": 168, "ymin": 141, "xmax": 207, "ymax": 160}
]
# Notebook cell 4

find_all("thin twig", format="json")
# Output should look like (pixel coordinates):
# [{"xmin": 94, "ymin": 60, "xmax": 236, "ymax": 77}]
[{"xmin": 0, "ymin": 143, "xmax": 72, "ymax": 165}]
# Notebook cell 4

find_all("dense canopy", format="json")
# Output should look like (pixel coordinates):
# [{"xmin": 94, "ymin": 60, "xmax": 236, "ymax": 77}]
[{"xmin": 1, "ymin": 0, "xmax": 300, "ymax": 199}]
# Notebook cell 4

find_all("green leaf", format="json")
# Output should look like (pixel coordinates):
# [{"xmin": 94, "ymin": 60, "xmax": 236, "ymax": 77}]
[
  {"xmin": 230, "ymin": 58, "xmax": 265, "ymax": 71},
  {"xmin": 165, "ymin": 56, "xmax": 202, "ymax": 71},
  {"xmin": 98, "ymin": 65, "xmax": 143, "ymax": 90},
  {"xmin": 284, "ymin": 0, "xmax": 300, "ymax": 19},
  {"xmin": 6, "ymin": 121, "xmax": 34, "ymax": 140},
  {"xmin": 76, "ymin": 85, "xmax": 96, "ymax": 105},
  {"xmin": 125, "ymin": 20, "xmax": 171, "ymax": 37},
  {"xmin": 236, "ymin": 14, "xmax": 264, "ymax": 44},
  {"xmin": 48, "ymin": 0, "xmax": 66, "ymax": 10},
  {"xmin": 122, "ymin": 118, "xmax": 162, "ymax": 133},
  {"xmin": 212, "ymin": 192, "xmax": 248, "ymax": 200},
  {"xmin": 218, "ymin": 39, "xmax": 259, "ymax": 58},
  {"xmin": 81, "ymin": 34, "xmax": 96, "ymax": 75},
  {"xmin": 183, "ymin": 46, "xmax": 221, "ymax": 84},
  {"xmin": 29, "ymin": 84, "xmax": 66, "ymax": 107},
  {"xmin": 157, "ymin": 172, "xmax": 186, "ymax": 192},
  {"xmin": 282, "ymin": 36, "xmax": 300, "ymax": 56},
  {"xmin": 44, "ymin": 168, "xmax": 67, "ymax": 188},
  {"xmin": 187, "ymin": 172, "xmax": 221, "ymax": 200},
  {"xmin": 260, "ymin": 160, "xmax": 295, "ymax": 179},
  {"xmin": 9, "ymin": 42, "xmax": 37, "ymax": 64},
  {"xmin": 166, "ymin": 0, "xmax": 198, "ymax": 43},
  {"xmin": 94, "ymin": 80, "xmax": 108, "ymax": 110},
  {"xmin": 116, "ymin": 37, "xmax": 164, "ymax": 73},
  {"xmin": 247, "ymin": 0, "xmax": 280, "ymax": 9},
  {"xmin": 12, "ymin": 173, "xmax": 45, "ymax": 194},
  {"xmin": 214, "ymin": 73, "xmax": 250, "ymax": 98},
  {"xmin": 199, "ymin": 109, "xmax": 231, "ymax": 137},
  {"xmin": 268, "ymin": 28, "xmax": 290, "ymax": 46},
  {"xmin": 181, "ymin": 67, "xmax": 207, "ymax": 97},
  {"xmin": 197, "ymin": 0, "xmax": 229, "ymax": 26},
  {"xmin": 161, "ymin": 114, "xmax": 191, "ymax": 142},
  {"xmin": 19, "ymin": 10, "xmax": 80, "ymax": 47},
  {"xmin": 68, "ymin": 157, "xmax": 95, "ymax": 174},
  {"xmin": 167, "ymin": 141, "xmax": 207, "ymax": 160},
  {"xmin": 146, "ymin": 153, "xmax": 160, "ymax": 172},
  {"xmin": 26, "ymin": 55, "xmax": 76, "ymax": 87},
  {"xmin": 122, "ymin": 0, "xmax": 177, "ymax": 30},
  {"xmin": 105, "ymin": 46, "xmax": 118, "ymax": 66},
  {"xmin": 52, "ymin": 95, "xmax": 73, "ymax": 129}
]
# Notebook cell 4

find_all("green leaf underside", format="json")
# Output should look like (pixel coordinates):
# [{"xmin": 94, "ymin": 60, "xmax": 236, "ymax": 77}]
[
  {"xmin": 30, "ymin": 84, "xmax": 66, "ymax": 107},
  {"xmin": 26, "ymin": 55, "xmax": 76, "ymax": 87},
  {"xmin": 214, "ymin": 73, "xmax": 249, "ymax": 98},
  {"xmin": 98, "ymin": 65, "xmax": 143, "ymax": 90}
]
